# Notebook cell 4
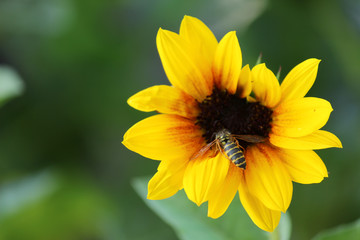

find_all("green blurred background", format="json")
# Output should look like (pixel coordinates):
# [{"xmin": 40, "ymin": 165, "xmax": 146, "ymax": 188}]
[{"xmin": 0, "ymin": 0, "xmax": 359, "ymax": 239}]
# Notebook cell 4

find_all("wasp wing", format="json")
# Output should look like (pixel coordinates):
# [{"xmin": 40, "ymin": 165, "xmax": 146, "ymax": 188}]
[
  {"xmin": 190, "ymin": 140, "xmax": 217, "ymax": 161},
  {"xmin": 232, "ymin": 134, "xmax": 266, "ymax": 143}
]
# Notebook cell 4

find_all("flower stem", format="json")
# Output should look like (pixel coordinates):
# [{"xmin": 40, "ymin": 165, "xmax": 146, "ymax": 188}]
[{"xmin": 269, "ymin": 227, "xmax": 280, "ymax": 240}]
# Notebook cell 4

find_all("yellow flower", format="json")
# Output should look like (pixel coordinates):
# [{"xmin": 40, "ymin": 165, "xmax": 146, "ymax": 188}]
[{"xmin": 122, "ymin": 16, "xmax": 342, "ymax": 232}]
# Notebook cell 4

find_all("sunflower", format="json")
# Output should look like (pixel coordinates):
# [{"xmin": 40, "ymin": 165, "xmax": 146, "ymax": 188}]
[{"xmin": 122, "ymin": 16, "xmax": 342, "ymax": 232}]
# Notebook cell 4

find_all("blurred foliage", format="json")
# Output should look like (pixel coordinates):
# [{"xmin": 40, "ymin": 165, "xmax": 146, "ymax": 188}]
[
  {"xmin": 0, "ymin": 0, "xmax": 359, "ymax": 239},
  {"xmin": 0, "ymin": 169, "xmax": 122, "ymax": 240},
  {"xmin": 0, "ymin": 66, "xmax": 24, "ymax": 106},
  {"xmin": 133, "ymin": 176, "xmax": 288, "ymax": 240},
  {"xmin": 313, "ymin": 218, "xmax": 360, "ymax": 240}
]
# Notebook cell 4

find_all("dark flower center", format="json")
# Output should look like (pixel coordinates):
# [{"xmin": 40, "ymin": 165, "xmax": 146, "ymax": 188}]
[{"xmin": 196, "ymin": 88, "xmax": 273, "ymax": 148}]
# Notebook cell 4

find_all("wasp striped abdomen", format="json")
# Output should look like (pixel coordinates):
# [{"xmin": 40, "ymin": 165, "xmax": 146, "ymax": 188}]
[
  {"xmin": 217, "ymin": 130, "xmax": 246, "ymax": 170},
  {"xmin": 223, "ymin": 141, "xmax": 246, "ymax": 169}
]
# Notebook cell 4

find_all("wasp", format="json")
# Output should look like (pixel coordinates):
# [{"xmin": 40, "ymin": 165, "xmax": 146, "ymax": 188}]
[{"xmin": 191, "ymin": 129, "xmax": 265, "ymax": 169}]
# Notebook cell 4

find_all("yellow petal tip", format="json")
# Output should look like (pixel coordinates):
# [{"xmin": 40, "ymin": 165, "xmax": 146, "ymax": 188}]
[
  {"xmin": 121, "ymin": 139, "xmax": 130, "ymax": 150},
  {"xmin": 182, "ymin": 15, "xmax": 193, "ymax": 20},
  {"xmin": 207, "ymin": 212, "xmax": 221, "ymax": 219},
  {"xmin": 336, "ymin": 139, "xmax": 343, "ymax": 148},
  {"xmin": 147, "ymin": 192, "xmax": 156, "ymax": 200},
  {"xmin": 227, "ymin": 31, "xmax": 237, "ymax": 39},
  {"xmin": 157, "ymin": 27, "xmax": 165, "ymax": 36},
  {"xmin": 324, "ymin": 131, "xmax": 343, "ymax": 148},
  {"xmin": 147, "ymin": 192, "xmax": 163, "ymax": 201},
  {"xmin": 121, "ymin": 133, "xmax": 127, "ymax": 144},
  {"xmin": 126, "ymin": 96, "xmax": 137, "ymax": 109}
]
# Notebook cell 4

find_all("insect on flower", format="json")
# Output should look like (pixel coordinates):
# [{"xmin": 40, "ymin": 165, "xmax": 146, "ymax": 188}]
[
  {"xmin": 122, "ymin": 15, "xmax": 342, "ymax": 232},
  {"xmin": 191, "ymin": 128, "xmax": 265, "ymax": 169}
]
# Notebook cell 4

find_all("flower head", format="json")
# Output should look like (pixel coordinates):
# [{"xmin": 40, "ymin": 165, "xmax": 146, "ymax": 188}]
[{"xmin": 122, "ymin": 16, "xmax": 342, "ymax": 232}]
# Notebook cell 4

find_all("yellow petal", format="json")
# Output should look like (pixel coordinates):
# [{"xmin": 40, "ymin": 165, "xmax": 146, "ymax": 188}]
[
  {"xmin": 272, "ymin": 97, "xmax": 333, "ymax": 137},
  {"xmin": 277, "ymin": 149, "xmax": 328, "ymax": 184},
  {"xmin": 180, "ymin": 15, "xmax": 218, "ymax": 67},
  {"xmin": 237, "ymin": 64, "xmax": 252, "ymax": 98},
  {"xmin": 212, "ymin": 31, "xmax": 242, "ymax": 94},
  {"xmin": 183, "ymin": 153, "xmax": 230, "ymax": 206},
  {"xmin": 148, "ymin": 160, "xmax": 187, "ymax": 200},
  {"xmin": 252, "ymin": 63, "xmax": 281, "ymax": 108},
  {"xmin": 238, "ymin": 174, "xmax": 281, "ymax": 232},
  {"xmin": 281, "ymin": 58, "xmax": 321, "ymax": 102},
  {"xmin": 207, "ymin": 163, "xmax": 242, "ymax": 219},
  {"xmin": 122, "ymin": 114, "xmax": 204, "ymax": 161},
  {"xmin": 245, "ymin": 144, "xmax": 293, "ymax": 212},
  {"xmin": 157, "ymin": 28, "xmax": 213, "ymax": 101},
  {"xmin": 127, "ymin": 85, "xmax": 199, "ymax": 118},
  {"xmin": 269, "ymin": 130, "xmax": 342, "ymax": 150}
]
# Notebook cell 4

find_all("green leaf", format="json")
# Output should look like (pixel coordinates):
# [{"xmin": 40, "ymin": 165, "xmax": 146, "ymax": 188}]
[
  {"xmin": 0, "ymin": 66, "xmax": 24, "ymax": 105},
  {"xmin": 255, "ymin": 52, "xmax": 263, "ymax": 66},
  {"xmin": 276, "ymin": 66, "xmax": 282, "ymax": 81},
  {"xmin": 132, "ymin": 176, "xmax": 267, "ymax": 240},
  {"xmin": 312, "ymin": 218, "xmax": 360, "ymax": 240}
]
